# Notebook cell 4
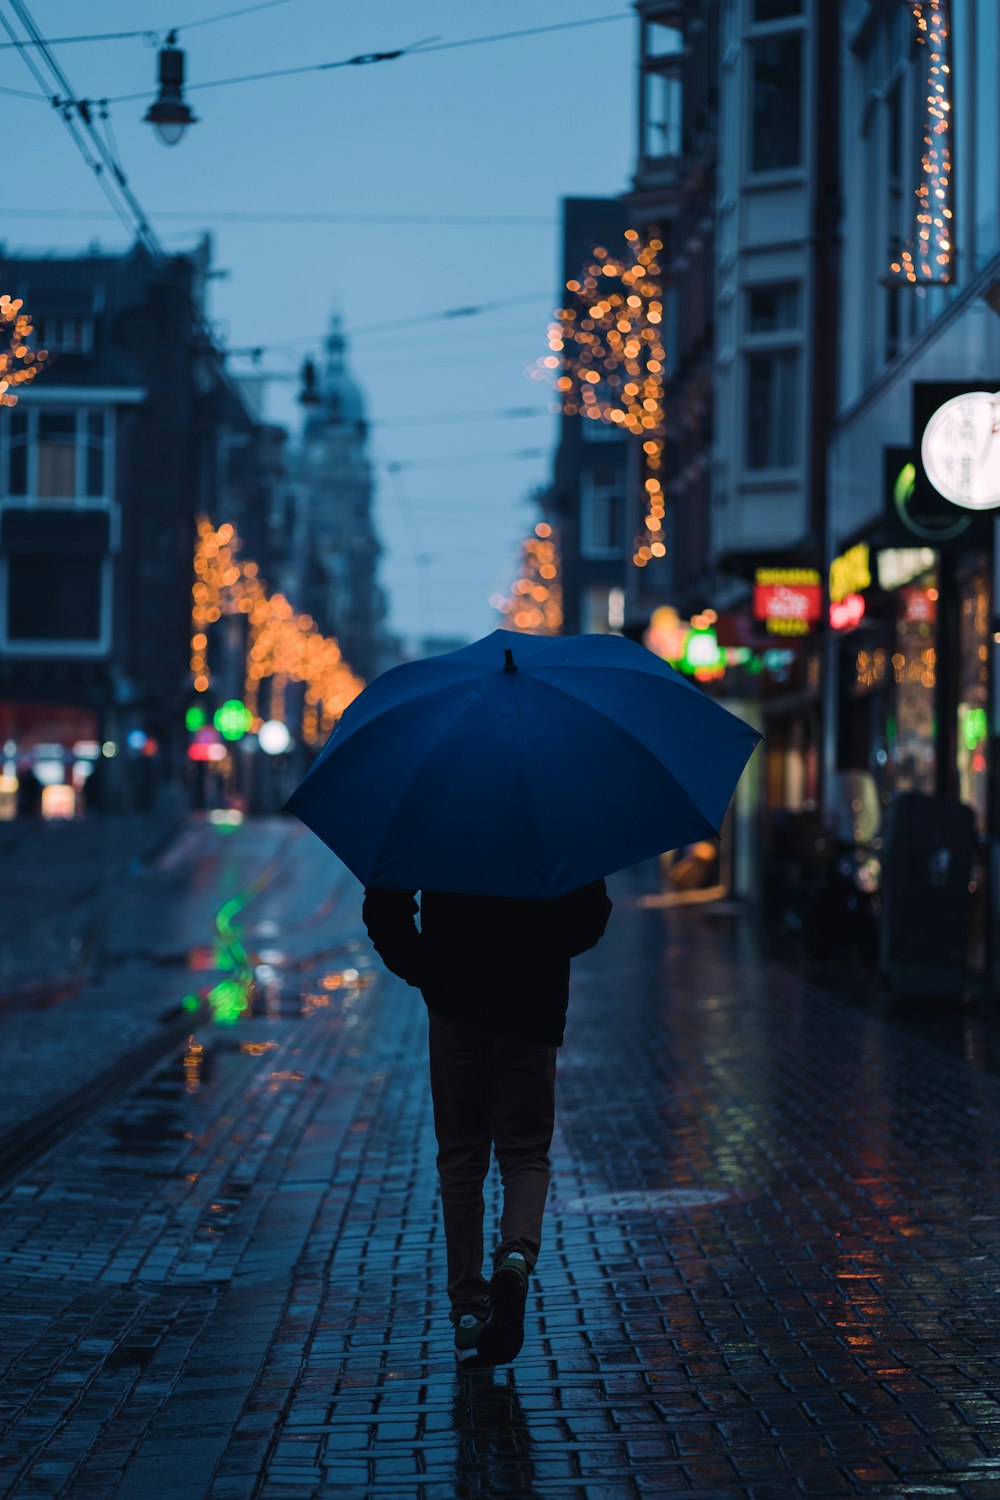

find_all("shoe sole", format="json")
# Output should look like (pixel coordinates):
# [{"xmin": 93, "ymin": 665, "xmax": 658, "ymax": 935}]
[{"xmin": 476, "ymin": 1266, "xmax": 527, "ymax": 1366}]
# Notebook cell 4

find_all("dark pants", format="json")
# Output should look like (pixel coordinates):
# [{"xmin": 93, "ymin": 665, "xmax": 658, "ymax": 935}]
[{"xmin": 427, "ymin": 1010, "xmax": 557, "ymax": 1323}]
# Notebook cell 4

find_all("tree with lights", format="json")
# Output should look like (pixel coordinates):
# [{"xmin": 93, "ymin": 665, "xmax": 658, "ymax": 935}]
[
  {"xmin": 493, "ymin": 523, "xmax": 563, "ymax": 634},
  {"xmin": 191, "ymin": 517, "xmax": 364, "ymax": 748},
  {"xmin": 888, "ymin": 1, "xmax": 954, "ymax": 285},
  {"xmin": 0, "ymin": 296, "xmax": 47, "ymax": 406},
  {"xmin": 544, "ymin": 230, "xmax": 667, "ymax": 568}
]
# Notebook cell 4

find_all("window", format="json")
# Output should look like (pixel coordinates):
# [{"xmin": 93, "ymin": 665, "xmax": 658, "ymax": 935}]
[
  {"xmin": 747, "ymin": 284, "xmax": 799, "ymax": 333},
  {"xmin": 645, "ymin": 20, "xmax": 683, "ymax": 59},
  {"xmin": 7, "ymin": 411, "xmax": 27, "ymax": 496},
  {"xmin": 1, "ymin": 406, "xmax": 111, "ymax": 502},
  {"xmin": 754, "ymin": 0, "xmax": 800, "ymax": 17},
  {"xmin": 37, "ymin": 412, "xmax": 76, "ymax": 498},
  {"xmin": 975, "ymin": 7, "xmax": 1000, "ymax": 266},
  {"xmin": 643, "ymin": 68, "xmax": 683, "ymax": 157},
  {"xmin": 85, "ymin": 413, "xmax": 106, "ymax": 497},
  {"xmin": 36, "ymin": 316, "xmax": 94, "ymax": 355},
  {"xmin": 8, "ymin": 553, "xmax": 103, "ymax": 642},
  {"xmin": 884, "ymin": 81, "xmax": 905, "ymax": 361},
  {"xmin": 746, "ymin": 351, "xmax": 799, "ymax": 469},
  {"xmin": 1, "ymin": 507, "xmax": 111, "ymax": 650},
  {"xmin": 581, "ymin": 467, "xmax": 624, "ymax": 558},
  {"xmin": 750, "ymin": 34, "xmax": 802, "ymax": 172},
  {"xmin": 744, "ymin": 283, "xmax": 801, "ymax": 470}
]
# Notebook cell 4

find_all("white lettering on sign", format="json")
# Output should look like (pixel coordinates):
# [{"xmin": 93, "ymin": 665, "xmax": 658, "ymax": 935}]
[{"xmin": 877, "ymin": 547, "xmax": 936, "ymax": 590}]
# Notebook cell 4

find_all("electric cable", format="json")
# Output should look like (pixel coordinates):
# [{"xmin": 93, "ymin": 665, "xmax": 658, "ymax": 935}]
[
  {"xmin": 383, "ymin": 448, "xmax": 547, "ymax": 472},
  {"xmin": 0, "ymin": 206, "xmax": 556, "ymax": 227},
  {"xmin": 5, "ymin": 0, "xmax": 166, "ymax": 264},
  {"xmin": 0, "ymin": 9, "xmax": 139, "ymax": 244},
  {"xmin": 100, "ymin": 13, "xmax": 631, "ymax": 103},
  {"xmin": 0, "ymin": 0, "xmax": 302, "ymax": 50},
  {"xmin": 224, "ymin": 291, "xmax": 554, "ymax": 357},
  {"xmin": 370, "ymin": 407, "xmax": 546, "ymax": 429}
]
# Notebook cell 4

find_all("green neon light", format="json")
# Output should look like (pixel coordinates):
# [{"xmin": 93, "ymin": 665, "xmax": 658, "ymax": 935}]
[
  {"xmin": 214, "ymin": 699, "xmax": 252, "ymax": 741},
  {"xmin": 963, "ymin": 706, "xmax": 988, "ymax": 751}
]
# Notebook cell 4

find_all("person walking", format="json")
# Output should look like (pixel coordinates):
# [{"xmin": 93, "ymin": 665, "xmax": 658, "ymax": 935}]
[{"xmin": 362, "ymin": 879, "xmax": 612, "ymax": 1370}]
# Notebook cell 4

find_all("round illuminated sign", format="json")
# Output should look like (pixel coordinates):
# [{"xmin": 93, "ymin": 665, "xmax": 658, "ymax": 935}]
[
  {"xmin": 258, "ymin": 720, "xmax": 291, "ymax": 756},
  {"xmin": 921, "ymin": 391, "xmax": 1000, "ymax": 511}
]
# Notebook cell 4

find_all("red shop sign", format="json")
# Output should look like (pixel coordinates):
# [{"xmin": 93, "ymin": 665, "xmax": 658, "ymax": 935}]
[{"xmin": 753, "ymin": 582, "xmax": 822, "ymax": 635}]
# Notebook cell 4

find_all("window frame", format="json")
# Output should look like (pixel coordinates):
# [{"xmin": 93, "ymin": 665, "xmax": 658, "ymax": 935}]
[
  {"xmin": 580, "ymin": 467, "xmax": 626, "ymax": 560},
  {"xmin": 0, "ymin": 401, "xmax": 116, "ymax": 655},
  {"xmin": 741, "ymin": 279, "xmax": 803, "ymax": 475},
  {"xmin": 0, "ymin": 403, "xmax": 114, "ymax": 506},
  {"xmin": 745, "ymin": 13, "xmax": 807, "ymax": 182}
]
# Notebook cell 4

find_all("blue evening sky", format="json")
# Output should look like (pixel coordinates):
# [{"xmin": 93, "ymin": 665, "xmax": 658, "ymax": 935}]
[{"xmin": 4, "ymin": 1, "xmax": 632, "ymax": 646}]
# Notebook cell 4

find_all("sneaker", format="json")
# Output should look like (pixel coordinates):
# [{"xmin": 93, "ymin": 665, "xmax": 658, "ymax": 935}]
[
  {"xmin": 476, "ymin": 1252, "xmax": 529, "ymax": 1366},
  {"xmin": 454, "ymin": 1312, "xmax": 490, "ymax": 1368}
]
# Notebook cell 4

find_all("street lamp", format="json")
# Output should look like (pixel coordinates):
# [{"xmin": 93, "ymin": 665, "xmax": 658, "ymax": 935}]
[{"xmin": 144, "ymin": 32, "xmax": 198, "ymax": 146}]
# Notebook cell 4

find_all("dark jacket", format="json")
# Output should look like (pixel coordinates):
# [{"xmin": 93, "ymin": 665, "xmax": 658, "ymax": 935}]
[{"xmin": 362, "ymin": 880, "xmax": 612, "ymax": 1047}]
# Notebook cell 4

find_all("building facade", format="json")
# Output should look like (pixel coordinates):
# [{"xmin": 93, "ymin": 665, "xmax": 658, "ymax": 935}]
[
  {"xmin": 825, "ymin": 0, "xmax": 1000, "ymax": 967},
  {"xmin": 290, "ymin": 319, "xmax": 388, "ymax": 683},
  {"xmin": 550, "ymin": 198, "xmax": 631, "ymax": 637},
  {"xmin": 0, "ymin": 238, "xmax": 279, "ymax": 817}
]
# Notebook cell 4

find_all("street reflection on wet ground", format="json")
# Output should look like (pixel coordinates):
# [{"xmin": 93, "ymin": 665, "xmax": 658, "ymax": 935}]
[{"xmin": 3, "ymin": 845, "xmax": 1000, "ymax": 1495}]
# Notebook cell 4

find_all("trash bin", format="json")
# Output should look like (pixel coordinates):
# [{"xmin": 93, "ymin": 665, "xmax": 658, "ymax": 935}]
[{"xmin": 881, "ymin": 792, "xmax": 974, "ymax": 998}]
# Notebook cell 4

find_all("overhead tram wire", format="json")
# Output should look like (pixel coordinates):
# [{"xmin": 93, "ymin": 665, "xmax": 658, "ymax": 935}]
[
  {"xmin": 383, "ymin": 448, "xmax": 547, "ymax": 472},
  {"xmin": 370, "ymin": 407, "xmax": 547, "ymax": 429},
  {"xmin": 0, "ymin": 9, "xmax": 139, "ymax": 246},
  {"xmin": 4, "ymin": 0, "xmax": 166, "ymax": 265},
  {"xmin": 98, "ymin": 13, "xmax": 632, "ymax": 104},
  {"xmin": 0, "ymin": 0, "xmax": 303, "ymax": 50},
  {"xmin": 2, "ymin": 0, "xmax": 250, "ymax": 398},
  {"xmin": 0, "ymin": 207, "xmax": 556, "ymax": 227},
  {"xmin": 176, "ymin": 0, "xmax": 301, "ymax": 33},
  {"xmin": 224, "ymin": 291, "xmax": 555, "ymax": 359}
]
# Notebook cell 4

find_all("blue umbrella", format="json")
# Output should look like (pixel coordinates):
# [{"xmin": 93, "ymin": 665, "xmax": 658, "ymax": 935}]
[{"xmin": 286, "ymin": 629, "xmax": 761, "ymax": 900}]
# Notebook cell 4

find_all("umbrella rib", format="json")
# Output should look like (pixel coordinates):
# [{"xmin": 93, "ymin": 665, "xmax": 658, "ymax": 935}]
[{"xmin": 517, "ymin": 672, "xmax": 727, "ymax": 837}]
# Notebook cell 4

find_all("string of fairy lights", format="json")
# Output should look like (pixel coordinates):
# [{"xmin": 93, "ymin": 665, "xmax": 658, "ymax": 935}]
[
  {"xmin": 0, "ymin": 297, "xmax": 47, "ymax": 406},
  {"xmin": 543, "ymin": 230, "xmax": 667, "ymax": 567},
  {"xmin": 888, "ymin": 0, "xmax": 953, "ymax": 285},
  {"xmin": 192, "ymin": 516, "xmax": 365, "ymax": 746},
  {"xmin": 492, "ymin": 522, "xmax": 563, "ymax": 634}
]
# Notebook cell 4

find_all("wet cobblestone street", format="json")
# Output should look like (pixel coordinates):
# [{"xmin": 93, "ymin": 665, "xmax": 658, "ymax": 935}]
[{"xmin": 5, "ymin": 818, "xmax": 1000, "ymax": 1497}]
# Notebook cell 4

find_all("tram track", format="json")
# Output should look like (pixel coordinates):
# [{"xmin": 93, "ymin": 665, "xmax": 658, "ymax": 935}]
[{"xmin": 0, "ymin": 817, "xmax": 356, "ymax": 1188}]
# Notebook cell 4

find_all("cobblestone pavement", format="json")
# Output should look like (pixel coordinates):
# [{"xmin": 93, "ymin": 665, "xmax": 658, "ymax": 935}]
[{"xmin": 4, "ymin": 828, "xmax": 1000, "ymax": 1498}]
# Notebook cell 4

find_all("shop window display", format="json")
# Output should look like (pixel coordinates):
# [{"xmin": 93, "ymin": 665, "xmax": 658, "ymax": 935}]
[
  {"xmin": 957, "ymin": 572, "xmax": 989, "ymax": 832},
  {"xmin": 891, "ymin": 574, "xmax": 937, "ymax": 795}
]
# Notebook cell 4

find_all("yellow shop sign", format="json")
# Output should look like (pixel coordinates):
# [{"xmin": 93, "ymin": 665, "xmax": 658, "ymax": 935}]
[{"xmin": 829, "ymin": 543, "xmax": 871, "ymax": 604}]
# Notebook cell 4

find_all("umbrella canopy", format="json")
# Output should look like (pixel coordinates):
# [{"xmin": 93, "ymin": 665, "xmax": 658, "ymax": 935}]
[{"xmin": 286, "ymin": 629, "xmax": 761, "ymax": 900}]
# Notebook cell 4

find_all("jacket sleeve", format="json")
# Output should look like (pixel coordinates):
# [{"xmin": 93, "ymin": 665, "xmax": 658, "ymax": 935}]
[
  {"xmin": 362, "ymin": 888, "xmax": 425, "ymax": 988},
  {"xmin": 556, "ymin": 878, "xmax": 612, "ymax": 958}
]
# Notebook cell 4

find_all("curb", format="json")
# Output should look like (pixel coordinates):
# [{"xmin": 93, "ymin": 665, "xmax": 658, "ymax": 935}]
[{"xmin": 0, "ymin": 1000, "xmax": 208, "ymax": 1188}]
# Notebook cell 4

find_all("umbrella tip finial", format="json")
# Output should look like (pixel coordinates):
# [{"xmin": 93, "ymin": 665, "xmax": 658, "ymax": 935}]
[{"xmin": 504, "ymin": 646, "xmax": 517, "ymax": 673}]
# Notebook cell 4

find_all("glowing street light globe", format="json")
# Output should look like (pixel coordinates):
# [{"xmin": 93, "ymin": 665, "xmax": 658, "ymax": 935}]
[
  {"xmin": 258, "ymin": 720, "xmax": 291, "ymax": 756},
  {"xmin": 214, "ymin": 700, "xmax": 253, "ymax": 742}
]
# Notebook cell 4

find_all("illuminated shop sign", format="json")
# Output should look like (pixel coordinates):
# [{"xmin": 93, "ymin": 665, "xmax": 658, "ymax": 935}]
[
  {"xmin": 753, "ymin": 567, "xmax": 821, "ymax": 636},
  {"xmin": 901, "ymin": 586, "xmax": 938, "ymax": 625},
  {"xmin": 644, "ymin": 608, "xmax": 726, "ymax": 681},
  {"xmin": 922, "ymin": 390, "xmax": 1000, "ymax": 510},
  {"xmin": 644, "ymin": 606, "xmax": 689, "ymax": 664},
  {"xmin": 876, "ymin": 547, "xmax": 936, "ymax": 590},
  {"xmin": 830, "ymin": 594, "xmax": 866, "ymax": 631},
  {"xmin": 829, "ymin": 543, "xmax": 871, "ymax": 603}
]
